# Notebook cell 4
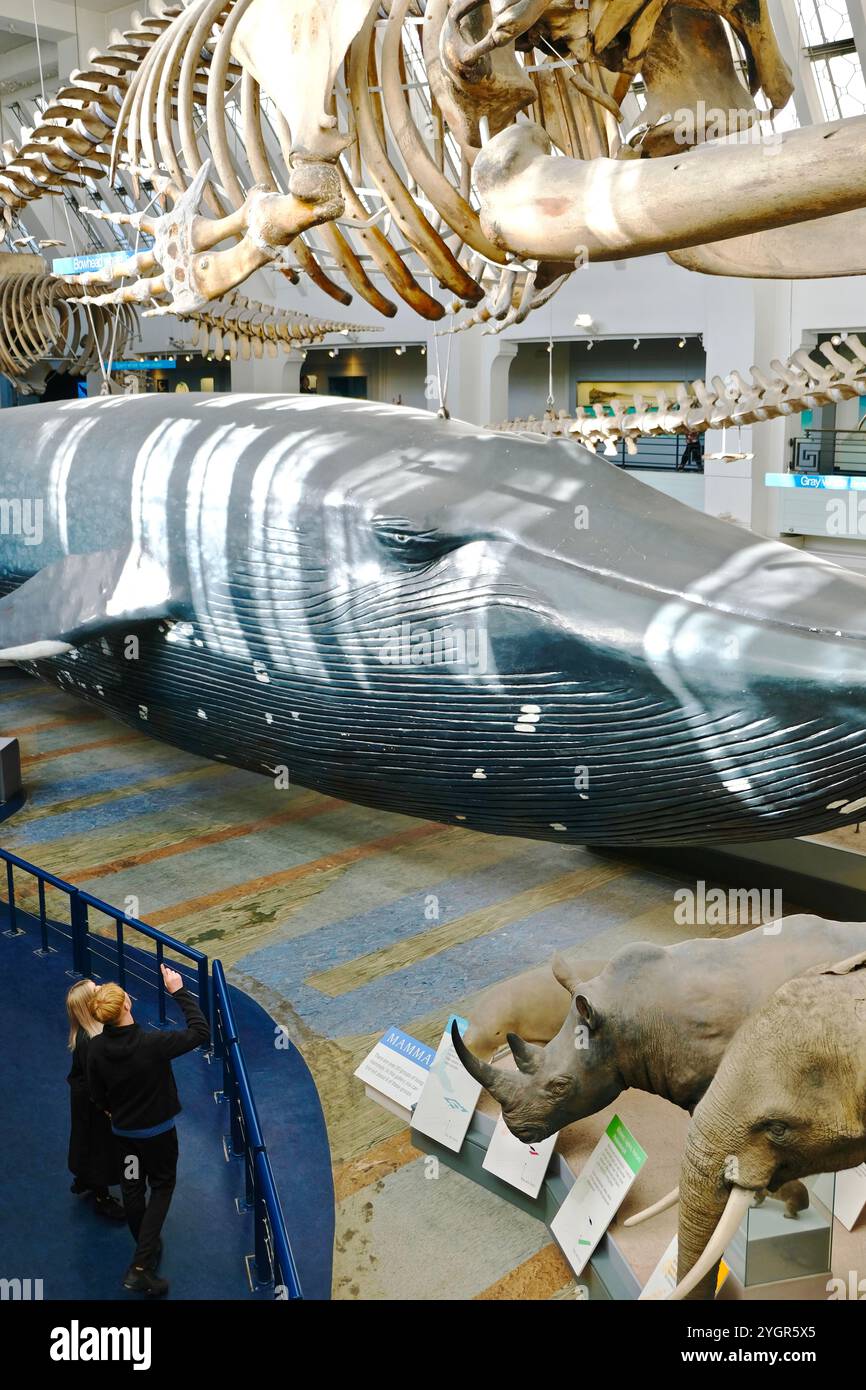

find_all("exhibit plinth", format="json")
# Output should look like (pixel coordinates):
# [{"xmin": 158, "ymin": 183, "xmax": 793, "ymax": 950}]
[{"xmin": 412, "ymin": 1085, "xmax": 864, "ymax": 1300}]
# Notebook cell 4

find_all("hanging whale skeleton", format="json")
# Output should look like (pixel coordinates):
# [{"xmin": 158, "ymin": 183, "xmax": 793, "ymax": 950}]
[
  {"xmin": 3, "ymin": 0, "xmax": 866, "ymax": 334},
  {"xmin": 498, "ymin": 334, "xmax": 866, "ymax": 453},
  {"xmin": 4, "ymin": 390, "xmax": 866, "ymax": 847}
]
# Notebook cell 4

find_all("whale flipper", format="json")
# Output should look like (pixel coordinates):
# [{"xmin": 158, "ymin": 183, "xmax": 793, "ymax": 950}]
[{"xmin": 0, "ymin": 547, "xmax": 178, "ymax": 661}]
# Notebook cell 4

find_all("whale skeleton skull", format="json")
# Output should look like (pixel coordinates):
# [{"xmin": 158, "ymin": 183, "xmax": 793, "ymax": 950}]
[{"xmin": 3, "ymin": 0, "xmax": 864, "ymax": 323}]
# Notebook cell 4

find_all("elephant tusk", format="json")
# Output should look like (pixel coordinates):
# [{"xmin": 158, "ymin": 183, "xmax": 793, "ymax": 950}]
[
  {"xmin": 624, "ymin": 1186, "xmax": 679, "ymax": 1227},
  {"xmin": 667, "ymin": 1187, "xmax": 755, "ymax": 1301}
]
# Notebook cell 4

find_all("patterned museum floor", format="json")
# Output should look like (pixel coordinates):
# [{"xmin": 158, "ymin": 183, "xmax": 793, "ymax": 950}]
[{"xmin": 0, "ymin": 668, "xmax": 776, "ymax": 1300}]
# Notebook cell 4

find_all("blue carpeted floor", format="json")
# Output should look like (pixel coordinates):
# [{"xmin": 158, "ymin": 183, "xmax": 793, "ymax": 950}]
[{"xmin": 0, "ymin": 902, "xmax": 334, "ymax": 1300}]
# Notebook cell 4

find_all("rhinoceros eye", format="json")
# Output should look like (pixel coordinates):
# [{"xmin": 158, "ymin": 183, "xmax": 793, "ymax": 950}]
[{"xmin": 547, "ymin": 1075, "xmax": 573, "ymax": 1099}]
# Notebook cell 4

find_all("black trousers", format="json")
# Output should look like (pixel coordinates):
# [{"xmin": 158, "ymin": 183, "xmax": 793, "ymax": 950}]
[{"xmin": 116, "ymin": 1127, "xmax": 178, "ymax": 1270}]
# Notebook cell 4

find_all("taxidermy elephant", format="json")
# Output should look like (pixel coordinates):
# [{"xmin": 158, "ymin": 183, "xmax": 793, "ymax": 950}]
[
  {"xmin": 671, "ymin": 949, "xmax": 866, "ymax": 1300},
  {"xmin": 452, "ymin": 917, "xmax": 866, "ymax": 1142}
]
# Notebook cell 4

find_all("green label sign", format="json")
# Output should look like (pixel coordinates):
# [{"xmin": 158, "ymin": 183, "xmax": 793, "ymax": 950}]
[{"xmin": 606, "ymin": 1115, "xmax": 647, "ymax": 1175}]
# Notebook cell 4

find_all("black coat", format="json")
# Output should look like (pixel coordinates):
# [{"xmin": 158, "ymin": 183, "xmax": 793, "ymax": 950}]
[
  {"xmin": 86, "ymin": 988, "xmax": 210, "ymax": 1131},
  {"xmin": 67, "ymin": 1027, "xmax": 121, "ymax": 1189}
]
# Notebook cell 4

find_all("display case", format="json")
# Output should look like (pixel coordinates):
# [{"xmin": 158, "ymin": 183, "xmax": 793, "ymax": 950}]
[{"xmin": 725, "ymin": 1175, "xmax": 835, "ymax": 1293}]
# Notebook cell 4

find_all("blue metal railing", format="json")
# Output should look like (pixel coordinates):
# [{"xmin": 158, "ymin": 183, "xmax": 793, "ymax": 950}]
[
  {"xmin": 0, "ymin": 845, "xmax": 208, "ymax": 1020},
  {"xmin": 211, "ymin": 960, "xmax": 303, "ymax": 1300},
  {"xmin": 0, "ymin": 846, "xmax": 301, "ymax": 1300}
]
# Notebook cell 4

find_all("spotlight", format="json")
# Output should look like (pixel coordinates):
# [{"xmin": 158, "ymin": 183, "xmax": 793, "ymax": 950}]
[
  {"xmin": 633, "ymin": 338, "xmax": 640, "ymax": 350},
  {"xmin": 586, "ymin": 339, "xmax": 594, "ymax": 351},
  {"xmin": 328, "ymin": 347, "xmax": 338, "ymax": 358},
  {"xmin": 420, "ymin": 346, "xmax": 426, "ymax": 356},
  {"xmin": 185, "ymin": 354, "xmax": 191, "ymax": 362},
  {"xmin": 395, "ymin": 345, "xmax": 406, "ymax": 355},
  {"xmin": 678, "ymin": 337, "xmax": 686, "ymax": 348}
]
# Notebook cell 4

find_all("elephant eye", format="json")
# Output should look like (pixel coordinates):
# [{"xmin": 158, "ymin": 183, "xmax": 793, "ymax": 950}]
[{"xmin": 766, "ymin": 1120, "xmax": 790, "ymax": 1141}]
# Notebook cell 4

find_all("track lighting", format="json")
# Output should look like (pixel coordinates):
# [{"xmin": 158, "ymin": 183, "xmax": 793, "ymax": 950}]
[
  {"xmin": 678, "ymin": 337, "xmax": 686, "ymax": 348},
  {"xmin": 633, "ymin": 338, "xmax": 640, "ymax": 350},
  {"xmin": 586, "ymin": 339, "xmax": 594, "ymax": 351}
]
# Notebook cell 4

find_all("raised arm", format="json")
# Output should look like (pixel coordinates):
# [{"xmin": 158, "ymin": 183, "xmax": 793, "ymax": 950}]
[{"xmin": 158, "ymin": 966, "xmax": 211, "ymax": 1058}]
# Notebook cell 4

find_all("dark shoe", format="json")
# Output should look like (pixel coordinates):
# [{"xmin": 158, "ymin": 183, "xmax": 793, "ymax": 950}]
[
  {"xmin": 95, "ymin": 1194, "xmax": 127, "ymax": 1222},
  {"xmin": 123, "ymin": 1266, "xmax": 169, "ymax": 1297}
]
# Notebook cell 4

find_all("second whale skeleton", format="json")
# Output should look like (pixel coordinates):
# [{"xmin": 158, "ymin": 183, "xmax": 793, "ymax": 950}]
[
  {"xmin": 496, "ymin": 336, "xmax": 866, "ymax": 452},
  {"xmin": 3, "ymin": 0, "xmax": 866, "ymax": 328},
  {"xmin": 0, "ymin": 264, "xmax": 378, "ymax": 388}
]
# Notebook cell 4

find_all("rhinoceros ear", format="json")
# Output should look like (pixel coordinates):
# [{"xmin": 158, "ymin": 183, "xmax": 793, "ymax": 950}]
[
  {"xmin": 551, "ymin": 952, "xmax": 579, "ymax": 996},
  {"xmin": 574, "ymin": 994, "xmax": 600, "ymax": 1032}
]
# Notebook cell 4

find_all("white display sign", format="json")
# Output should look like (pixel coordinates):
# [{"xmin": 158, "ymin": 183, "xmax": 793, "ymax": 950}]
[
  {"xmin": 640, "ymin": 1234, "xmax": 730, "ymax": 1301},
  {"xmin": 410, "ymin": 1015, "xmax": 481, "ymax": 1153},
  {"xmin": 482, "ymin": 1112, "xmax": 557, "ymax": 1198},
  {"xmin": 354, "ymin": 1025, "xmax": 435, "ymax": 1123},
  {"xmin": 550, "ymin": 1115, "xmax": 647, "ymax": 1278},
  {"xmin": 833, "ymin": 1164, "xmax": 866, "ymax": 1232}
]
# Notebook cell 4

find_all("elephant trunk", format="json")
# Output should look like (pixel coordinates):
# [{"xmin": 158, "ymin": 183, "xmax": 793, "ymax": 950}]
[{"xmin": 673, "ymin": 1114, "xmax": 752, "ymax": 1301}]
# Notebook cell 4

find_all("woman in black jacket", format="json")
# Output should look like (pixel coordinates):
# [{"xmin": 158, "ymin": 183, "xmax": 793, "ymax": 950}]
[
  {"xmin": 66, "ymin": 980, "xmax": 125, "ymax": 1220},
  {"xmin": 87, "ymin": 964, "xmax": 211, "ymax": 1298}
]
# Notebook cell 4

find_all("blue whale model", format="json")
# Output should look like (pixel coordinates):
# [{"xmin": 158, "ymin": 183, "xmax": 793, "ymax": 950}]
[{"xmin": 2, "ymin": 392, "xmax": 866, "ymax": 845}]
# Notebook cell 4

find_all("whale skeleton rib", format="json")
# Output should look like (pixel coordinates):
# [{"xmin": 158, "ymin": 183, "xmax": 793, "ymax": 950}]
[
  {"xmin": 3, "ymin": 0, "xmax": 866, "ymax": 328},
  {"xmin": 495, "ymin": 338, "xmax": 866, "ymax": 454},
  {"xmin": 0, "ymin": 269, "xmax": 136, "ymax": 394}
]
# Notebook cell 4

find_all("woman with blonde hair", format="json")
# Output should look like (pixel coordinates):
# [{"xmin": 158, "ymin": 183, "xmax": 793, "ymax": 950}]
[
  {"xmin": 87, "ymin": 965, "xmax": 210, "ymax": 1297},
  {"xmin": 66, "ymin": 979, "xmax": 124, "ymax": 1220}
]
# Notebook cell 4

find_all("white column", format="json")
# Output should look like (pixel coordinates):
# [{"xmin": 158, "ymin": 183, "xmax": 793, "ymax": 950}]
[
  {"xmin": 282, "ymin": 347, "xmax": 308, "ymax": 393},
  {"xmin": 230, "ymin": 351, "xmax": 285, "ymax": 393},
  {"xmin": 701, "ymin": 276, "xmax": 760, "ymax": 529},
  {"xmin": 480, "ymin": 338, "xmax": 518, "ymax": 427}
]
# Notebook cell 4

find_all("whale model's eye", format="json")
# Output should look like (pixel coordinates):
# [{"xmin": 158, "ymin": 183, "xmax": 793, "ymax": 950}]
[{"xmin": 372, "ymin": 517, "xmax": 454, "ymax": 563}]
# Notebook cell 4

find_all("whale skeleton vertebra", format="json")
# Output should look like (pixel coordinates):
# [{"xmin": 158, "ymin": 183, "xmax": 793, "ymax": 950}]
[
  {"xmin": 495, "ymin": 336, "xmax": 866, "ymax": 452},
  {"xmin": 175, "ymin": 291, "xmax": 382, "ymax": 360}
]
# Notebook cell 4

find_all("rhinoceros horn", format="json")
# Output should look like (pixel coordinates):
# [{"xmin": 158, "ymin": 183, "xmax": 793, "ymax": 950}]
[
  {"xmin": 450, "ymin": 1020, "xmax": 528, "ymax": 1107},
  {"xmin": 506, "ymin": 1031, "xmax": 544, "ymax": 1075}
]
